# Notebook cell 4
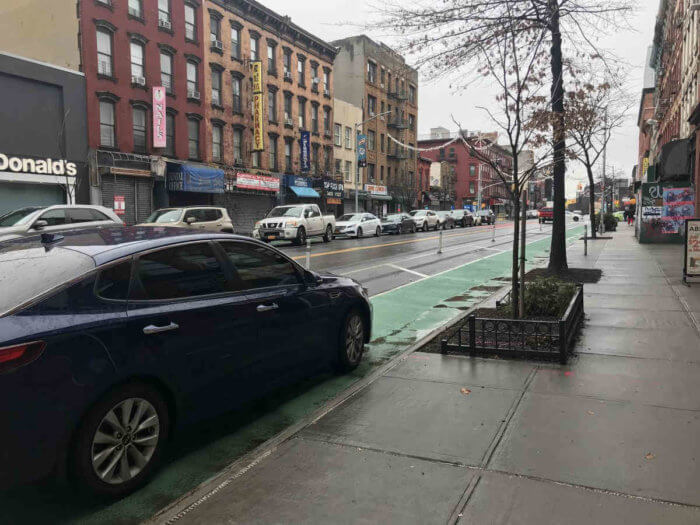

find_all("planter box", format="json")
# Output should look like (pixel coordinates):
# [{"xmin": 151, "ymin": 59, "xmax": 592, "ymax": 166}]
[{"xmin": 441, "ymin": 284, "xmax": 584, "ymax": 364}]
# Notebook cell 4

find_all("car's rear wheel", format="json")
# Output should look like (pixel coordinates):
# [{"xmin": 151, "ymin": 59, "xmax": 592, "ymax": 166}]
[
  {"xmin": 412, "ymin": 224, "xmax": 417, "ymax": 234},
  {"xmin": 375, "ymin": 226, "xmax": 381, "ymax": 237},
  {"xmin": 356, "ymin": 227, "xmax": 363, "ymax": 238},
  {"xmin": 70, "ymin": 383, "xmax": 169, "ymax": 498},
  {"xmin": 323, "ymin": 224, "xmax": 333, "ymax": 242},
  {"xmin": 337, "ymin": 309, "xmax": 366, "ymax": 372}
]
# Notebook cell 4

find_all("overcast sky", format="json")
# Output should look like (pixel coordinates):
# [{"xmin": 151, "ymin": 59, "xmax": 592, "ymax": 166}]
[{"xmin": 263, "ymin": 0, "xmax": 659, "ymax": 197}]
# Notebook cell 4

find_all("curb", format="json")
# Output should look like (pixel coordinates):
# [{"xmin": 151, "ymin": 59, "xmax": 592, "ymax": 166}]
[{"xmin": 148, "ymin": 283, "xmax": 510, "ymax": 524}]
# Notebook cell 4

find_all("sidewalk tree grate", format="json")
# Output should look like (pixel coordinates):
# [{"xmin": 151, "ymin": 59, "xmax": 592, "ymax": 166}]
[{"xmin": 441, "ymin": 285, "xmax": 584, "ymax": 364}]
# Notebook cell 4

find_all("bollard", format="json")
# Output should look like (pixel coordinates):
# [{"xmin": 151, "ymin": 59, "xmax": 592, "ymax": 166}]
[
  {"xmin": 539, "ymin": 220, "xmax": 542, "ymax": 232},
  {"xmin": 584, "ymin": 224, "xmax": 588, "ymax": 256},
  {"xmin": 492, "ymin": 222, "xmax": 496, "ymax": 242},
  {"xmin": 438, "ymin": 230, "xmax": 443, "ymax": 254},
  {"xmin": 305, "ymin": 237, "xmax": 311, "ymax": 270}
]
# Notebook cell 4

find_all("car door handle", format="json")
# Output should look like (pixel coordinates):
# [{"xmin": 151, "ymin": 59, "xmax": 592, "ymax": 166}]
[
  {"xmin": 256, "ymin": 303, "xmax": 279, "ymax": 312},
  {"xmin": 143, "ymin": 322, "xmax": 179, "ymax": 335}
]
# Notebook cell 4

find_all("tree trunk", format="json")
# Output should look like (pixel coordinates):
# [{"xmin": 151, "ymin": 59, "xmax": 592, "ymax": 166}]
[
  {"xmin": 586, "ymin": 164, "xmax": 597, "ymax": 239},
  {"xmin": 547, "ymin": 0, "xmax": 568, "ymax": 273},
  {"xmin": 512, "ymin": 197, "xmax": 521, "ymax": 319},
  {"xmin": 519, "ymin": 188, "xmax": 527, "ymax": 316}
]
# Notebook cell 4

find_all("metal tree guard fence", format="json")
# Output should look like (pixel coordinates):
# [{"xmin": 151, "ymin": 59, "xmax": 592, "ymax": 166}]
[{"xmin": 441, "ymin": 285, "xmax": 584, "ymax": 363}]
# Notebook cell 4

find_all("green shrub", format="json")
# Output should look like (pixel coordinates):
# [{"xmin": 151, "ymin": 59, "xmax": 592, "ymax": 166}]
[
  {"xmin": 593, "ymin": 213, "xmax": 617, "ymax": 232},
  {"xmin": 500, "ymin": 277, "xmax": 577, "ymax": 318}
]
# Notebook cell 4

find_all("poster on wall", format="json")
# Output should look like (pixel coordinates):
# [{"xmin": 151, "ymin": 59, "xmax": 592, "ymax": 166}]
[
  {"xmin": 113, "ymin": 195, "xmax": 125, "ymax": 216},
  {"xmin": 639, "ymin": 183, "xmax": 695, "ymax": 243},
  {"xmin": 685, "ymin": 219, "xmax": 700, "ymax": 283},
  {"xmin": 662, "ymin": 188, "xmax": 695, "ymax": 235}
]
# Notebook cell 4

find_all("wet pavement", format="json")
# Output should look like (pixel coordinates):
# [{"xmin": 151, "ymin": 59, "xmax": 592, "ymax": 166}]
[{"xmin": 153, "ymin": 227, "xmax": 700, "ymax": 525}]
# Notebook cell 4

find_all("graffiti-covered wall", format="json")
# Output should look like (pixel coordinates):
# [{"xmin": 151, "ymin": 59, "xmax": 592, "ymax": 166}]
[{"xmin": 638, "ymin": 182, "xmax": 695, "ymax": 243}]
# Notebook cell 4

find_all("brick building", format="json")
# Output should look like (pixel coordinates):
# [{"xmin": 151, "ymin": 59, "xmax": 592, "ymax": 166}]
[
  {"xmin": 202, "ymin": 0, "xmax": 338, "ymax": 227},
  {"xmin": 418, "ymin": 129, "xmax": 510, "ymax": 213},
  {"xmin": 332, "ymin": 35, "xmax": 418, "ymax": 216}
]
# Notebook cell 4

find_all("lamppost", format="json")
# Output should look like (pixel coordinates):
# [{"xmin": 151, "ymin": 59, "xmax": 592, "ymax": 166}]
[{"xmin": 355, "ymin": 110, "xmax": 392, "ymax": 213}]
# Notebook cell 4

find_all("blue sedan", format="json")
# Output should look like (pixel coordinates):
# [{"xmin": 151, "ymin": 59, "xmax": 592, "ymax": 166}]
[{"xmin": 0, "ymin": 226, "xmax": 371, "ymax": 497}]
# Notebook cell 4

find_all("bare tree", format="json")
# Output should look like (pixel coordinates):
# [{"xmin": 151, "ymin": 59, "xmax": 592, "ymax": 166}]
[
  {"xmin": 565, "ymin": 76, "xmax": 632, "ymax": 238},
  {"xmin": 376, "ymin": 0, "xmax": 635, "ymax": 272},
  {"xmin": 389, "ymin": 169, "xmax": 419, "ymax": 213}
]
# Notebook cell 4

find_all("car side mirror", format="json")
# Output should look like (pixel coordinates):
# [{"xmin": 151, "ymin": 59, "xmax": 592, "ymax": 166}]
[
  {"xmin": 33, "ymin": 220, "xmax": 48, "ymax": 230},
  {"xmin": 185, "ymin": 216, "xmax": 196, "ymax": 225},
  {"xmin": 304, "ymin": 270, "xmax": 323, "ymax": 286}
]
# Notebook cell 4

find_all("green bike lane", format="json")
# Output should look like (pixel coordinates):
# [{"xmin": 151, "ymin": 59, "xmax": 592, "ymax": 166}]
[{"xmin": 0, "ymin": 226, "xmax": 583, "ymax": 525}]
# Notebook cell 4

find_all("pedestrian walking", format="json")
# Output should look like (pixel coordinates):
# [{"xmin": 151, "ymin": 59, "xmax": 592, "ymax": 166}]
[{"xmin": 623, "ymin": 209, "xmax": 629, "ymax": 224}]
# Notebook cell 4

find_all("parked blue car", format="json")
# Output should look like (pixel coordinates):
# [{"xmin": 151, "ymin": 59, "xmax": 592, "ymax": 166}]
[{"xmin": 0, "ymin": 226, "xmax": 371, "ymax": 497}]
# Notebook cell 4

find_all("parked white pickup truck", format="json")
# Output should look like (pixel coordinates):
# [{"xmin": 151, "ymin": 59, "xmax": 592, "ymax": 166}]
[{"xmin": 253, "ymin": 204, "xmax": 336, "ymax": 245}]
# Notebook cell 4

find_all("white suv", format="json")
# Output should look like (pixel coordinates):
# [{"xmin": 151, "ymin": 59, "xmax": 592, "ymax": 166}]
[
  {"xmin": 140, "ymin": 207, "xmax": 234, "ymax": 233},
  {"xmin": 409, "ymin": 209, "xmax": 439, "ymax": 231}
]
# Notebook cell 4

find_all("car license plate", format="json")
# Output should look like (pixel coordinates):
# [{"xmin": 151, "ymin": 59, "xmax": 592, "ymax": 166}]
[{"xmin": 266, "ymin": 235, "xmax": 277, "ymax": 240}]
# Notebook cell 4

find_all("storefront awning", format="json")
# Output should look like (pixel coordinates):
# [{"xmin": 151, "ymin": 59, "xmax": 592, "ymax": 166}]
[
  {"xmin": 167, "ymin": 164, "xmax": 225, "ymax": 193},
  {"xmin": 369, "ymin": 194, "xmax": 392, "ymax": 201},
  {"xmin": 289, "ymin": 186, "xmax": 320, "ymax": 198}
]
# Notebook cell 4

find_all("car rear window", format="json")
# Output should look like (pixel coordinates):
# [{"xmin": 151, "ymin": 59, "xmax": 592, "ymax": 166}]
[{"xmin": 0, "ymin": 245, "xmax": 96, "ymax": 316}]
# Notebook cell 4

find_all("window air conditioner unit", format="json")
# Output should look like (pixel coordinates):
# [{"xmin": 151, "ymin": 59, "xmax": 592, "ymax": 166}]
[
  {"xmin": 284, "ymin": 71, "xmax": 292, "ymax": 80},
  {"xmin": 131, "ymin": 75, "xmax": 146, "ymax": 86},
  {"xmin": 285, "ymin": 117, "xmax": 293, "ymax": 126},
  {"xmin": 324, "ymin": 88, "xmax": 330, "ymax": 96},
  {"xmin": 312, "ymin": 77, "xmax": 320, "ymax": 84},
  {"xmin": 380, "ymin": 83, "xmax": 385, "ymax": 89},
  {"xmin": 158, "ymin": 18, "xmax": 172, "ymax": 30},
  {"xmin": 187, "ymin": 89, "xmax": 200, "ymax": 100},
  {"xmin": 212, "ymin": 40, "xmax": 223, "ymax": 51},
  {"xmin": 369, "ymin": 111, "xmax": 375, "ymax": 117}
]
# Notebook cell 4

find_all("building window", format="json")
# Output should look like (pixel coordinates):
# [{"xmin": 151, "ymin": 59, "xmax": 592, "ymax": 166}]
[
  {"xmin": 311, "ymin": 63, "xmax": 319, "ymax": 91},
  {"xmin": 387, "ymin": 166, "xmax": 391, "ymax": 184},
  {"xmin": 160, "ymin": 52, "xmax": 173, "ymax": 93},
  {"xmin": 323, "ymin": 107, "xmax": 331, "ymax": 134},
  {"xmin": 344, "ymin": 160, "xmax": 351, "ymax": 181},
  {"xmin": 212, "ymin": 124, "xmax": 222, "ymax": 162},
  {"xmin": 232, "ymin": 76, "xmax": 241, "ymax": 113},
  {"xmin": 409, "ymin": 114, "xmax": 415, "ymax": 131},
  {"xmin": 380, "ymin": 165, "xmax": 384, "ymax": 181},
  {"xmin": 158, "ymin": 0, "xmax": 170, "ymax": 23},
  {"xmin": 469, "ymin": 181, "xmax": 475, "ymax": 194},
  {"xmin": 132, "ymin": 107, "xmax": 147, "ymax": 153},
  {"xmin": 99, "ymin": 100, "xmax": 116, "ymax": 148},
  {"xmin": 184, "ymin": 4, "xmax": 196, "ymax": 41},
  {"xmin": 311, "ymin": 143, "xmax": 319, "ymax": 173},
  {"xmin": 283, "ymin": 49, "xmax": 292, "ymax": 78},
  {"xmin": 368, "ymin": 130, "xmax": 375, "ymax": 151},
  {"xmin": 210, "ymin": 15, "xmax": 221, "ymax": 44},
  {"xmin": 252, "ymin": 150, "xmax": 260, "ymax": 168},
  {"xmin": 298, "ymin": 98, "xmax": 306, "ymax": 129},
  {"xmin": 311, "ymin": 104, "xmax": 319, "ymax": 133},
  {"xmin": 250, "ymin": 35, "xmax": 259, "ymax": 61},
  {"xmin": 379, "ymin": 133, "xmax": 385, "ymax": 153},
  {"xmin": 285, "ymin": 139, "xmax": 293, "ymax": 171},
  {"xmin": 284, "ymin": 93, "xmax": 292, "ymax": 123},
  {"xmin": 367, "ymin": 61, "xmax": 377, "ymax": 83},
  {"xmin": 345, "ymin": 127, "xmax": 352, "ymax": 149},
  {"xmin": 334, "ymin": 123, "xmax": 341, "ymax": 146},
  {"xmin": 233, "ymin": 128, "xmax": 243, "ymax": 163},
  {"xmin": 380, "ymin": 68, "xmax": 385, "ymax": 85},
  {"xmin": 187, "ymin": 61, "xmax": 198, "ymax": 96},
  {"xmin": 409, "ymin": 85, "xmax": 416, "ymax": 104},
  {"xmin": 96, "ymin": 28, "xmax": 113, "ymax": 77},
  {"xmin": 165, "ymin": 113, "xmax": 175, "ymax": 156},
  {"xmin": 297, "ymin": 57, "xmax": 305, "ymax": 86},
  {"xmin": 211, "ymin": 69, "xmax": 222, "ymax": 106},
  {"xmin": 335, "ymin": 158, "xmax": 342, "ymax": 177},
  {"xmin": 128, "ymin": 0, "xmax": 142, "ymax": 18},
  {"xmin": 231, "ymin": 26, "xmax": 240, "ymax": 59},
  {"xmin": 130, "ymin": 42, "xmax": 144, "ymax": 79},
  {"xmin": 469, "ymin": 165, "xmax": 476, "ymax": 176},
  {"xmin": 188, "ymin": 118, "xmax": 199, "ymax": 159},
  {"xmin": 367, "ymin": 95, "xmax": 376, "ymax": 115},
  {"xmin": 267, "ymin": 43, "xmax": 276, "ymax": 73},
  {"xmin": 367, "ymin": 163, "xmax": 375, "ymax": 182},
  {"xmin": 268, "ymin": 135, "xmax": 277, "ymax": 170},
  {"xmin": 268, "ymin": 90, "xmax": 277, "ymax": 123},
  {"xmin": 323, "ymin": 70, "xmax": 330, "ymax": 95},
  {"xmin": 324, "ymin": 147, "xmax": 331, "ymax": 172}
]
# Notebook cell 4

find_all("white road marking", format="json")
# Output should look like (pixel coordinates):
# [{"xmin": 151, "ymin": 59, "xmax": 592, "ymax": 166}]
[{"xmin": 386, "ymin": 264, "xmax": 429, "ymax": 278}]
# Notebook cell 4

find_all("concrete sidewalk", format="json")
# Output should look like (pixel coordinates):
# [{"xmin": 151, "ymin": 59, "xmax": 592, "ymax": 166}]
[{"xmin": 153, "ymin": 227, "xmax": 700, "ymax": 525}]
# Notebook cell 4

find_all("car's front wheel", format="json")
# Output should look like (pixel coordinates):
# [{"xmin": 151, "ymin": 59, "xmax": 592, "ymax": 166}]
[
  {"xmin": 375, "ymin": 226, "xmax": 381, "ymax": 237},
  {"xmin": 295, "ymin": 227, "xmax": 307, "ymax": 246},
  {"xmin": 337, "ymin": 309, "xmax": 366, "ymax": 372},
  {"xmin": 70, "ymin": 383, "xmax": 169, "ymax": 498},
  {"xmin": 356, "ymin": 227, "xmax": 363, "ymax": 238}
]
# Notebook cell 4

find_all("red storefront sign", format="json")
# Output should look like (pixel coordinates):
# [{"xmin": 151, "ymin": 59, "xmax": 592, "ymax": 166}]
[
  {"xmin": 113, "ymin": 195, "xmax": 125, "ymax": 215},
  {"xmin": 234, "ymin": 173, "xmax": 279, "ymax": 192}
]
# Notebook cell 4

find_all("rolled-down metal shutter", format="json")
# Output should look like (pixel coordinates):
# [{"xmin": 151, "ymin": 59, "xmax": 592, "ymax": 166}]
[
  {"xmin": 217, "ymin": 193, "xmax": 276, "ymax": 235},
  {"xmin": 101, "ymin": 174, "xmax": 153, "ymax": 225}
]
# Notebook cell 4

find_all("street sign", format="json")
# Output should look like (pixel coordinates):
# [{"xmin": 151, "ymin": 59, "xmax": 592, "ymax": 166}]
[{"xmin": 357, "ymin": 134, "xmax": 367, "ymax": 168}]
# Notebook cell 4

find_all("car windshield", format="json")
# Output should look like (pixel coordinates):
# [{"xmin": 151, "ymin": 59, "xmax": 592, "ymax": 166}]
[
  {"xmin": 268, "ymin": 207, "xmax": 304, "ymax": 218},
  {"xmin": 0, "ymin": 207, "xmax": 43, "ymax": 227},
  {"xmin": 146, "ymin": 209, "xmax": 183, "ymax": 223},
  {"xmin": 410, "ymin": 210, "xmax": 426, "ymax": 216},
  {"xmin": 0, "ymin": 245, "xmax": 96, "ymax": 316},
  {"xmin": 338, "ymin": 214, "xmax": 363, "ymax": 222}
]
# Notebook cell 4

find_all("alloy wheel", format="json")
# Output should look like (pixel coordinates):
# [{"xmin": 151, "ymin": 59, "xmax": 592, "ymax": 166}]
[
  {"xmin": 91, "ymin": 398, "xmax": 160, "ymax": 485},
  {"xmin": 345, "ymin": 314, "xmax": 364, "ymax": 364}
]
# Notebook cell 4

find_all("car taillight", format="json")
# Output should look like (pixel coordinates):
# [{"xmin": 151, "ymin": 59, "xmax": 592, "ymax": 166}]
[{"xmin": 0, "ymin": 341, "xmax": 46, "ymax": 374}]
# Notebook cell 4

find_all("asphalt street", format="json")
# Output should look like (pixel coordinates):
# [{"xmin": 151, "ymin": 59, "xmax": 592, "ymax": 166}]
[{"xmin": 276, "ymin": 220, "xmax": 555, "ymax": 296}]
